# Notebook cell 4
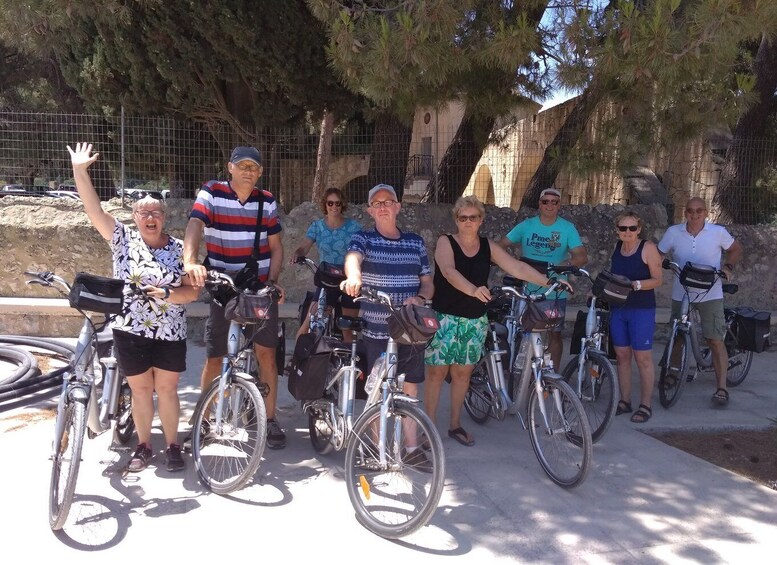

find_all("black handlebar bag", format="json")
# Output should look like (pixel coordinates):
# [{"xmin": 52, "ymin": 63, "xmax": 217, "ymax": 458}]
[
  {"xmin": 68, "ymin": 273, "xmax": 125, "ymax": 314},
  {"xmin": 592, "ymin": 270, "xmax": 632, "ymax": 306}
]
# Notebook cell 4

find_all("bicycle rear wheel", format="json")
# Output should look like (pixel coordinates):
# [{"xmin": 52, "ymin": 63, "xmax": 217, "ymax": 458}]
[
  {"xmin": 113, "ymin": 381, "xmax": 135, "ymax": 445},
  {"xmin": 49, "ymin": 399, "xmax": 87, "ymax": 530},
  {"xmin": 724, "ymin": 329, "xmax": 753, "ymax": 387},
  {"xmin": 659, "ymin": 330, "xmax": 689, "ymax": 409},
  {"xmin": 308, "ymin": 406, "xmax": 335, "ymax": 455},
  {"xmin": 192, "ymin": 373, "xmax": 267, "ymax": 494},
  {"xmin": 561, "ymin": 350, "xmax": 617, "ymax": 443},
  {"xmin": 344, "ymin": 402, "xmax": 445, "ymax": 539},
  {"xmin": 527, "ymin": 377, "xmax": 592, "ymax": 489},
  {"xmin": 463, "ymin": 366, "xmax": 493, "ymax": 424}
]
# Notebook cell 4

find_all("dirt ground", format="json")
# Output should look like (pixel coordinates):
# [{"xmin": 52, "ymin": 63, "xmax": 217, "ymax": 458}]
[{"xmin": 650, "ymin": 427, "xmax": 777, "ymax": 490}]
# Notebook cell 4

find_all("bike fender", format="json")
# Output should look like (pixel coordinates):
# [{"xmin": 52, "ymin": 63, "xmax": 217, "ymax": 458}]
[{"xmin": 392, "ymin": 393, "xmax": 420, "ymax": 404}]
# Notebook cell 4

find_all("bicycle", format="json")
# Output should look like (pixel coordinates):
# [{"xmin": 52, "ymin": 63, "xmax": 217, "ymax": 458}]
[
  {"xmin": 188, "ymin": 271, "xmax": 279, "ymax": 494},
  {"xmin": 553, "ymin": 266, "xmax": 619, "ymax": 443},
  {"xmin": 292, "ymin": 255, "xmax": 345, "ymax": 339},
  {"xmin": 658, "ymin": 260, "xmax": 752, "ymax": 409},
  {"xmin": 26, "ymin": 270, "xmax": 134, "ymax": 530},
  {"xmin": 464, "ymin": 280, "xmax": 593, "ymax": 488},
  {"xmin": 307, "ymin": 288, "xmax": 445, "ymax": 538}
]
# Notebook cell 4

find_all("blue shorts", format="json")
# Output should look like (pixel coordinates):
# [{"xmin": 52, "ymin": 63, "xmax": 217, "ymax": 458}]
[{"xmin": 609, "ymin": 307, "xmax": 655, "ymax": 351}]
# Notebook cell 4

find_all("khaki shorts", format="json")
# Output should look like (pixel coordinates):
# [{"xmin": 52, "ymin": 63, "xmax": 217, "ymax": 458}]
[{"xmin": 671, "ymin": 299, "xmax": 725, "ymax": 341}]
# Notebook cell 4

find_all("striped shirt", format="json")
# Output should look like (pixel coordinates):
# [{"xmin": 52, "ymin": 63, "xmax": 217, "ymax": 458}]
[
  {"xmin": 347, "ymin": 229, "xmax": 431, "ymax": 340},
  {"xmin": 190, "ymin": 180, "xmax": 281, "ymax": 280}
]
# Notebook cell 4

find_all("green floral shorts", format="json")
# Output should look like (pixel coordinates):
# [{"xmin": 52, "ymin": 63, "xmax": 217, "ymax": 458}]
[{"xmin": 424, "ymin": 312, "xmax": 488, "ymax": 366}]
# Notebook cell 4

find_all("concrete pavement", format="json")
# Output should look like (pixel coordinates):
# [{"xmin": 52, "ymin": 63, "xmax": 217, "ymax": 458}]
[{"xmin": 1, "ymin": 341, "xmax": 776, "ymax": 564}]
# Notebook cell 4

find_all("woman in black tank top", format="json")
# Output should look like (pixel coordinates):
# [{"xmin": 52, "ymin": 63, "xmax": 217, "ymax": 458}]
[{"xmin": 424, "ymin": 196, "xmax": 570, "ymax": 446}]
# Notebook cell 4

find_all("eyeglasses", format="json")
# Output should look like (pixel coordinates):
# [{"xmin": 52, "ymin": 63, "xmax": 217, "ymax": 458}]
[
  {"xmin": 235, "ymin": 162, "xmax": 261, "ymax": 173},
  {"xmin": 457, "ymin": 214, "xmax": 481, "ymax": 223},
  {"xmin": 541, "ymin": 199, "xmax": 560, "ymax": 205},
  {"xmin": 685, "ymin": 207, "xmax": 705, "ymax": 214},
  {"xmin": 617, "ymin": 225, "xmax": 639, "ymax": 232},
  {"xmin": 326, "ymin": 200, "xmax": 342, "ymax": 207},
  {"xmin": 370, "ymin": 199, "xmax": 397, "ymax": 208},
  {"xmin": 134, "ymin": 210, "xmax": 164, "ymax": 219}
]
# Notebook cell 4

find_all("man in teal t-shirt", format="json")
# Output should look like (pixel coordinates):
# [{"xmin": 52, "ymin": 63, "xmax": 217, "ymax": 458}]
[{"xmin": 501, "ymin": 187, "xmax": 588, "ymax": 369}]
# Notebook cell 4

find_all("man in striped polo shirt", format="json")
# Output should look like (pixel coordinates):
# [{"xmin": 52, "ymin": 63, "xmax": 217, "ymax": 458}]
[{"xmin": 183, "ymin": 146, "xmax": 287, "ymax": 449}]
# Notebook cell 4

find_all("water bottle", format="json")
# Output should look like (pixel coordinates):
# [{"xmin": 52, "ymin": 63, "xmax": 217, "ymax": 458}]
[{"xmin": 365, "ymin": 352, "xmax": 386, "ymax": 394}]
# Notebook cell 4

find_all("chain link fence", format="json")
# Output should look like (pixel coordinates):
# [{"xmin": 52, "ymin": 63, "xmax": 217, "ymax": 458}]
[{"xmin": 1, "ymin": 110, "xmax": 776, "ymax": 223}]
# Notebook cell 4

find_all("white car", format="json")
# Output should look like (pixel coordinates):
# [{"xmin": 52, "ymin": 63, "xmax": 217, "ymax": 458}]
[{"xmin": 46, "ymin": 190, "xmax": 81, "ymax": 200}]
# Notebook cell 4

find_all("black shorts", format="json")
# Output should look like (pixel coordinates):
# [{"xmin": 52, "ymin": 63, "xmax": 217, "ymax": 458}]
[
  {"xmin": 361, "ymin": 336, "xmax": 426, "ymax": 384},
  {"xmin": 205, "ymin": 299, "xmax": 279, "ymax": 358},
  {"xmin": 112, "ymin": 330, "xmax": 187, "ymax": 376}
]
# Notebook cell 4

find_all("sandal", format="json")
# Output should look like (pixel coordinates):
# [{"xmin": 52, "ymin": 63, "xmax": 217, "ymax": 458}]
[
  {"xmin": 616, "ymin": 400, "xmax": 632, "ymax": 416},
  {"xmin": 448, "ymin": 427, "xmax": 475, "ymax": 447},
  {"xmin": 630, "ymin": 404, "xmax": 652, "ymax": 424},
  {"xmin": 712, "ymin": 388, "xmax": 729, "ymax": 406}
]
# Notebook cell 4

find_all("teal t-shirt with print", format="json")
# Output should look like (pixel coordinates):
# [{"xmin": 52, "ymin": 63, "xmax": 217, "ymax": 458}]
[
  {"xmin": 505, "ymin": 215, "xmax": 583, "ymax": 296},
  {"xmin": 306, "ymin": 218, "xmax": 362, "ymax": 265}
]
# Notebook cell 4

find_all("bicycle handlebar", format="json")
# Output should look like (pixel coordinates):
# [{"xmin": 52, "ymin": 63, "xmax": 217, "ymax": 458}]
[
  {"xmin": 491, "ymin": 279, "xmax": 566, "ymax": 303},
  {"xmin": 548, "ymin": 265, "xmax": 592, "ymax": 280},
  {"xmin": 355, "ymin": 287, "xmax": 396, "ymax": 310},
  {"xmin": 662, "ymin": 259, "xmax": 728, "ymax": 280},
  {"xmin": 292, "ymin": 255, "xmax": 317, "ymax": 274},
  {"xmin": 24, "ymin": 270, "xmax": 70, "ymax": 292},
  {"xmin": 205, "ymin": 270, "xmax": 281, "ymax": 299}
]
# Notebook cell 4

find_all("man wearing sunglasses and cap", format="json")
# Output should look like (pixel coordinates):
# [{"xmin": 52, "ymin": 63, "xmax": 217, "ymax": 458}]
[
  {"xmin": 500, "ymin": 187, "xmax": 588, "ymax": 370},
  {"xmin": 183, "ymin": 146, "xmax": 287, "ymax": 449}
]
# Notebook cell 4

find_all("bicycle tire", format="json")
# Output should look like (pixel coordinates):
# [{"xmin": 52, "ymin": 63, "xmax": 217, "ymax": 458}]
[
  {"xmin": 659, "ymin": 330, "xmax": 689, "ymax": 409},
  {"xmin": 561, "ymin": 350, "xmax": 618, "ymax": 443},
  {"xmin": 463, "ymin": 367, "xmax": 493, "ymax": 424},
  {"xmin": 192, "ymin": 373, "xmax": 267, "ymax": 494},
  {"xmin": 724, "ymin": 331, "xmax": 754, "ymax": 387},
  {"xmin": 113, "ymin": 381, "xmax": 135, "ymax": 445},
  {"xmin": 527, "ymin": 377, "xmax": 592, "ymax": 489},
  {"xmin": 49, "ymin": 399, "xmax": 87, "ymax": 530},
  {"xmin": 308, "ymin": 408, "xmax": 335, "ymax": 455},
  {"xmin": 344, "ymin": 402, "xmax": 445, "ymax": 539}
]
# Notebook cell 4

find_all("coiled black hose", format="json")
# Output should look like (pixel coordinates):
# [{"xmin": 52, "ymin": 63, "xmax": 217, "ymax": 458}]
[{"xmin": 0, "ymin": 336, "xmax": 76, "ymax": 409}]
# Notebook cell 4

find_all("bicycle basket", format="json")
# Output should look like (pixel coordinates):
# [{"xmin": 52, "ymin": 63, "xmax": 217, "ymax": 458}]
[
  {"xmin": 520, "ymin": 300, "xmax": 563, "ymax": 332},
  {"xmin": 387, "ymin": 304, "xmax": 440, "ymax": 345},
  {"xmin": 592, "ymin": 270, "xmax": 632, "ymax": 305},
  {"xmin": 225, "ymin": 292, "xmax": 272, "ymax": 324},
  {"xmin": 679, "ymin": 262, "xmax": 716, "ymax": 290},
  {"xmin": 68, "ymin": 272, "xmax": 124, "ymax": 314},
  {"xmin": 314, "ymin": 261, "xmax": 346, "ymax": 289}
]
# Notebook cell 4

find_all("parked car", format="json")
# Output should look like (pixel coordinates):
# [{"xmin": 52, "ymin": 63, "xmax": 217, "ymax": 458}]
[
  {"xmin": 2, "ymin": 184, "xmax": 26, "ymax": 193},
  {"xmin": 0, "ymin": 184, "xmax": 45, "ymax": 198},
  {"xmin": 46, "ymin": 190, "xmax": 81, "ymax": 200}
]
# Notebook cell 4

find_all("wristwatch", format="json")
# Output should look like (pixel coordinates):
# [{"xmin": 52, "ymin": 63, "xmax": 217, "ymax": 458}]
[
  {"xmin": 724, "ymin": 263, "xmax": 734, "ymax": 271},
  {"xmin": 633, "ymin": 280, "xmax": 642, "ymax": 291},
  {"xmin": 162, "ymin": 287, "xmax": 171, "ymax": 299}
]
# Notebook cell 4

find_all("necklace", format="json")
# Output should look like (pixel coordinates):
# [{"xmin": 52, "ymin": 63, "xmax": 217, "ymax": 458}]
[{"xmin": 620, "ymin": 242, "xmax": 640, "ymax": 257}]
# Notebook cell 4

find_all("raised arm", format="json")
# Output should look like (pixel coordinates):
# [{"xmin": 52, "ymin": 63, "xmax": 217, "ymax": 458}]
[
  {"xmin": 183, "ymin": 217, "xmax": 207, "ymax": 287},
  {"xmin": 67, "ymin": 143, "xmax": 115, "ymax": 240},
  {"xmin": 490, "ymin": 241, "xmax": 553, "ymax": 288}
]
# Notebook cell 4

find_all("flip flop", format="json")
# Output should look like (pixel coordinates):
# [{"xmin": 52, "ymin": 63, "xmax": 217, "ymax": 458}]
[{"xmin": 448, "ymin": 427, "xmax": 475, "ymax": 446}]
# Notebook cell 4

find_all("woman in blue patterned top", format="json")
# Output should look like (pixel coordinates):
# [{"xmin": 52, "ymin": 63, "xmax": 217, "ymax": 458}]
[
  {"xmin": 69, "ymin": 143, "xmax": 200, "ymax": 473},
  {"xmin": 292, "ymin": 188, "xmax": 362, "ymax": 339}
]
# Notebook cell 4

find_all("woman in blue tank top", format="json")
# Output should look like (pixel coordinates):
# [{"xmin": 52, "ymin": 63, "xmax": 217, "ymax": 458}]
[{"xmin": 609, "ymin": 212, "xmax": 663, "ymax": 424}]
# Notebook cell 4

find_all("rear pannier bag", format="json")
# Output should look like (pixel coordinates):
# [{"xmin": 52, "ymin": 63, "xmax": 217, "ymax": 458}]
[
  {"xmin": 287, "ymin": 332, "xmax": 340, "ymax": 401},
  {"xmin": 733, "ymin": 307, "xmax": 771, "ymax": 353},
  {"xmin": 68, "ymin": 272, "xmax": 124, "ymax": 314},
  {"xmin": 592, "ymin": 270, "xmax": 632, "ymax": 305},
  {"xmin": 679, "ymin": 262, "xmax": 716, "ymax": 290}
]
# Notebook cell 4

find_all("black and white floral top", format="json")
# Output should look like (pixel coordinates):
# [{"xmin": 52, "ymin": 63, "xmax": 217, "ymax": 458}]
[{"xmin": 109, "ymin": 220, "xmax": 187, "ymax": 341}]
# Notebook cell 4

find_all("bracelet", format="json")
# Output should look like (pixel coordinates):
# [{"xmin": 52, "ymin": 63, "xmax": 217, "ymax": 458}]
[
  {"xmin": 634, "ymin": 280, "xmax": 642, "ymax": 291},
  {"xmin": 724, "ymin": 263, "xmax": 734, "ymax": 271},
  {"xmin": 163, "ymin": 287, "xmax": 170, "ymax": 299}
]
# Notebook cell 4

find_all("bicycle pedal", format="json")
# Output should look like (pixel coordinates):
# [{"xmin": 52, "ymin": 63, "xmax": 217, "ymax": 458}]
[{"xmin": 109, "ymin": 444, "xmax": 133, "ymax": 453}]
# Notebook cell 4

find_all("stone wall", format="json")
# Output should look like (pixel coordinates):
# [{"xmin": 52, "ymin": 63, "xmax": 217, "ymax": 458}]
[{"xmin": 1, "ymin": 195, "xmax": 775, "ymax": 325}]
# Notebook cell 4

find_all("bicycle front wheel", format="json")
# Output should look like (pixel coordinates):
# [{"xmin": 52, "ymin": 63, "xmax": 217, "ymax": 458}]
[
  {"xmin": 463, "ymin": 367, "xmax": 493, "ymax": 424},
  {"xmin": 561, "ymin": 350, "xmax": 618, "ymax": 443},
  {"xmin": 344, "ymin": 402, "xmax": 445, "ymax": 539},
  {"xmin": 659, "ymin": 330, "xmax": 689, "ymax": 409},
  {"xmin": 724, "ymin": 332, "xmax": 753, "ymax": 387},
  {"xmin": 528, "ymin": 378, "xmax": 592, "ymax": 489},
  {"xmin": 192, "ymin": 374, "xmax": 267, "ymax": 494},
  {"xmin": 49, "ymin": 399, "xmax": 87, "ymax": 530},
  {"xmin": 113, "ymin": 381, "xmax": 135, "ymax": 445}
]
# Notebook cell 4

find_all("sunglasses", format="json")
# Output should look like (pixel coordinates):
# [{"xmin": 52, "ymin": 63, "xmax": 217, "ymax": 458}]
[
  {"xmin": 235, "ymin": 162, "xmax": 261, "ymax": 173},
  {"xmin": 326, "ymin": 200, "xmax": 342, "ymax": 207},
  {"xmin": 135, "ymin": 210, "xmax": 164, "ymax": 219},
  {"xmin": 617, "ymin": 225, "xmax": 639, "ymax": 232},
  {"xmin": 685, "ymin": 207, "xmax": 705, "ymax": 214},
  {"xmin": 457, "ymin": 214, "xmax": 481, "ymax": 223},
  {"xmin": 541, "ymin": 199, "xmax": 560, "ymax": 205},
  {"xmin": 370, "ymin": 199, "xmax": 397, "ymax": 208}
]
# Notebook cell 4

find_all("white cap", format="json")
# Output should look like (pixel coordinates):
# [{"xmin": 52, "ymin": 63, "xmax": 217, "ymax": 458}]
[
  {"xmin": 368, "ymin": 183, "xmax": 397, "ymax": 203},
  {"xmin": 539, "ymin": 188, "xmax": 561, "ymax": 199}
]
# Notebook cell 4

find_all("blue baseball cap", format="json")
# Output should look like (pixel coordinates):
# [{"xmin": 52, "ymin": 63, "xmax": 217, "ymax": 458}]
[{"xmin": 230, "ymin": 146, "xmax": 262, "ymax": 166}]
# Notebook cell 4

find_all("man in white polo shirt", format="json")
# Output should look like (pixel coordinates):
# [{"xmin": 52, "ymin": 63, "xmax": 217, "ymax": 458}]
[{"xmin": 658, "ymin": 197, "xmax": 743, "ymax": 406}]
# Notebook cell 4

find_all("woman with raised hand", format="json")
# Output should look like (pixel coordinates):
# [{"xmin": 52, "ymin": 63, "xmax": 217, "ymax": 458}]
[{"xmin": 68, "ymin": 142, "xmax": 199, "ymax": 472}]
